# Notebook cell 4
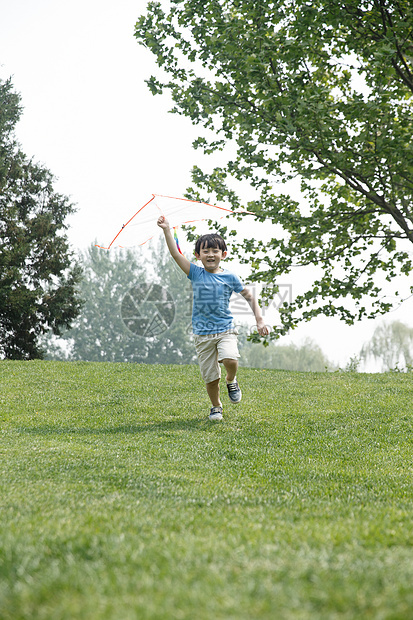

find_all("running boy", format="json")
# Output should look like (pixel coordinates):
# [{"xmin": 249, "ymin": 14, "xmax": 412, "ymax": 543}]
[{"xmin": 157, "ymin": 216, "xmax": 269, "ymax": 421}]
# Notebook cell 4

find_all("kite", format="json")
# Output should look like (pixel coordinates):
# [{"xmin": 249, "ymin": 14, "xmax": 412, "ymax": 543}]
[{"xmin": 96, "ymin": 193, "xmax": 245, "ymax": 251}]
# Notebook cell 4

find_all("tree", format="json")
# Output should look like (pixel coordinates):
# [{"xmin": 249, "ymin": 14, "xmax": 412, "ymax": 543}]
[
  {"xmin": 135, "ymin": 0, "xmax": 413, "ymax": 340},
  {"xmin": 359, "ymin": 320, "xmax": 413, "ymax": 371},
  {"xmin": 44, "ymin": 242, "xmax": 197, "ymax": 364},
  {"xmin": 0, "ymin": 78, "xmax": 83, "ymax": 359}
]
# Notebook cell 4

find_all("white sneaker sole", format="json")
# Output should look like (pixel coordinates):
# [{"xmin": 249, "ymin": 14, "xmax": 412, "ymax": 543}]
[{"xmin": 209, "ymin": 412, "xmax": 223, "ymax": 421}]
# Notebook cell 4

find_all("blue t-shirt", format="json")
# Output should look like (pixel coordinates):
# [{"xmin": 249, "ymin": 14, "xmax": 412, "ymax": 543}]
[{"xmin": 188, "ymin": 263, "xmax": 245, "ymax": 335}]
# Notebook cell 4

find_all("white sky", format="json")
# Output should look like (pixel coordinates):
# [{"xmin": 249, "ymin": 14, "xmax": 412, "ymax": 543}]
[{"xmin": 1, "ymin": 0, "xmax": 412, "ymax": 369}]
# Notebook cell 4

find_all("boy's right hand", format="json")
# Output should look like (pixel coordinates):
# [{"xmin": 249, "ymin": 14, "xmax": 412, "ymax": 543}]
[{"xmin": 157, "ymin": 215, "xmax": 169, "ymax": 229}]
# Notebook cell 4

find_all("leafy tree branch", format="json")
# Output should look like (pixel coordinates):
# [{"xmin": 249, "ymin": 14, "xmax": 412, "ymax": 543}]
[{"xmin": 135, "ymin": 0, "xmax": 413, "ymax": 336}]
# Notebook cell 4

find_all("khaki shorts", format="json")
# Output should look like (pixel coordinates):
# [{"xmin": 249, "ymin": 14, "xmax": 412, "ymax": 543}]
[{"xmin": 193, "ymin": 329, "xmax": 240, "ymax": 384}]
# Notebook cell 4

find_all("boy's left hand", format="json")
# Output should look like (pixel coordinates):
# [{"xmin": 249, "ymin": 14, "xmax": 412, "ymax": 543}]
[{"xmin": 257, "ymin": 318, "xmax": 270, "ymax": 337}]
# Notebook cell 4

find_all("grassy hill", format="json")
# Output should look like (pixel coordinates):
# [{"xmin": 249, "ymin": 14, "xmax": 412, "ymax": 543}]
[{"xmin": 1, "ymin": 360, "xmax": 413, "ymax": 619}]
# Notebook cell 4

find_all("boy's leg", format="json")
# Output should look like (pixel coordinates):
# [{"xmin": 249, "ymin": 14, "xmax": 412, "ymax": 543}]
[
  {"xmin": 205, "ymin": 378, "xmax": 221, "ymax": 408},
  {"xmin": 193, "ymin": 335, "xmax": 222, "ymax": 415},
  {"xmin": 221, "ymin": 357, "xmax": 242, "ymax": 403},
  {"xmin": 218, "ymin": 332, "xmax": 242, "ymax": 403},
  {"xmin": 221, "ymin": 358, "xmax": 238, "ymax": 383}
]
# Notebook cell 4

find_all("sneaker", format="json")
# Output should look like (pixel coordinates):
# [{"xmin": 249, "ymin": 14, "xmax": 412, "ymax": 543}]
[
  {"xmin": 209, "ymin": 406, "xmax": 223, "ymax": 421},
  {"xmin": 227, "ymin": 380, "xmax": 242, "ymax": 403}
]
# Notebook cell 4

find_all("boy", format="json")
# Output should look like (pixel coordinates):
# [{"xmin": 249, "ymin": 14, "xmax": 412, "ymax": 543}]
[{"xmin": 157, "ymin": 216, "xmax": 269, "ymax": 421}]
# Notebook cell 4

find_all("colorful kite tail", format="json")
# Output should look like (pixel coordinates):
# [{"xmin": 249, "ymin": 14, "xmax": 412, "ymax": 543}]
[{"xmin": 173, "ymin": 227, "xmax": 183, "ymax": 254}]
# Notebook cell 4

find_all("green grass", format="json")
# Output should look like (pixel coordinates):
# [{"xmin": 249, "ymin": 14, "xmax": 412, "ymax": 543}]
[{"xmin": 1, "ymin": 360, "xmax": 413, "ymax": 619}]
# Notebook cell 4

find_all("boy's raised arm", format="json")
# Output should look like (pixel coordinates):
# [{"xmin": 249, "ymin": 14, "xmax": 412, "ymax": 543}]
[{"xmin": 157, "ymin": 216, "xmax": 191, "ymax": 276}]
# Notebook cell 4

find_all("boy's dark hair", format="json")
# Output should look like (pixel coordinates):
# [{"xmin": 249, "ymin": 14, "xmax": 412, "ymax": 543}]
[{"xmin": 195, "ymin": 233, "xmax": 227, "ymax": 255}]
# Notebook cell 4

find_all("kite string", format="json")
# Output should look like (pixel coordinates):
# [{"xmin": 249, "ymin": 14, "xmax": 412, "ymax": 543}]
[{"xmin": 153, "ymin": 197, "xmax": 183, "ymax": 255}]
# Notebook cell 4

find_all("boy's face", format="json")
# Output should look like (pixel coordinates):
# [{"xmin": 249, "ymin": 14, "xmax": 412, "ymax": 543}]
[{"xmin": 195, "ymin": 242, "xmax": 227, "ymax": 273}]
